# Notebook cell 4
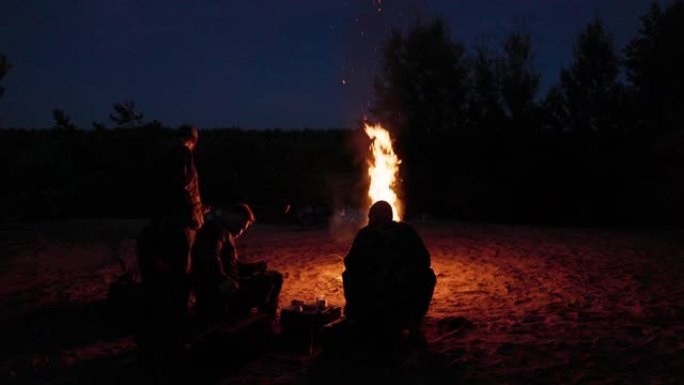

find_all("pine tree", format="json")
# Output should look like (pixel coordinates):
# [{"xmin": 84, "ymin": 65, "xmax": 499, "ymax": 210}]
[
  {"xmin": 0, "ymin": 55, "xmax": 10, "ymax": 99},
  {"xmin": 371, "ymin": 18, "xmax": 470, "ymax": 217},
  {"xmin": 469, "ymin": 45, "xmax": 505, "ymax": 130},
  {"xmin": 625, "ymin": 1, "xmax": 684, "ymax": 136},
  {"xmin": 372, "ymin": 19, "xmax": 469, "ymax": 143},
  {"xmin": 52, "ymin": 108, "xmax": 77, "ymax": 130},
  {"xmin": 499, "ymin": 33, "xmax": 540, "ymax": 128},
  {"xmin": 109, "ymin": 101, "xmax": 144, "ymax": 128},
  {"xmin": 559, "ymin": 19, "xmax": 621, "ymax": 133}
]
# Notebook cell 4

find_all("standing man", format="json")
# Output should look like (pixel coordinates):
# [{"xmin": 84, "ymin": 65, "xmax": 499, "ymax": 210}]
[
  {"xmin": 160, "ymin": 124, "xmax": 204, "ymax": 243},
  {"xmin": 152, "ymin": 123, "xmax": 205, "ymax": 312},
  {"xmin": 135, "ymin": 124, "xmax": 206, "ymax": 377}
]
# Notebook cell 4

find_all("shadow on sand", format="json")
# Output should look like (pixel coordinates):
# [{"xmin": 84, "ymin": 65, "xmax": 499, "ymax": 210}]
[
  {"xmin": 306, "ymin": 322, "xmax": 463, "ymax": 385},
  {"xmin": 2, "ymin": 300, "xmax": 131, "ymax": 359}
]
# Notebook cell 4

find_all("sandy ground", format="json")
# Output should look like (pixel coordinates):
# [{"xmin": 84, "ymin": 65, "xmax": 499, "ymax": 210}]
[{"xmin": 1, "ymin": 219, "xmax": 683, "ymax": 384}]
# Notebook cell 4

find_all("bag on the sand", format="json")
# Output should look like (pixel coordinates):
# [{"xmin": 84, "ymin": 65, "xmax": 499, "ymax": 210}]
[{"xmin": 280, "ymin": 301, "xmax": 342, "ymax": 352}]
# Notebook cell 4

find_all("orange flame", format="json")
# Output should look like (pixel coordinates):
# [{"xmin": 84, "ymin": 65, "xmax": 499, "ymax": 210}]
[{"xmin": 364, "ymin": 123, "xmax": 402, "ymax": 221}]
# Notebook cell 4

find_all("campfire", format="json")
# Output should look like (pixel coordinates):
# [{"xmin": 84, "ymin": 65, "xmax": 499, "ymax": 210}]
[{"xmin": 364, "ymin": 123, "xmax": 402, "ymax": 221}]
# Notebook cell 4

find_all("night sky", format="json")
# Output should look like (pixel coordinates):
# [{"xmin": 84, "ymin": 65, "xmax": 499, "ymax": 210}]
[{"xmin": 0, "ymin": 1, "xmax": 659, "ymax": 130}]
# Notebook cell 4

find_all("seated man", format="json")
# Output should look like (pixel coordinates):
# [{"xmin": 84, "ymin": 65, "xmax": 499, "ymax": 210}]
[
  {"xmin": 191, "ymin": 204, "xmax": 283, "ymax": 320},
  {"xmin": 342, "ymin": 201, "xmax": 436, "ymax": 338}
]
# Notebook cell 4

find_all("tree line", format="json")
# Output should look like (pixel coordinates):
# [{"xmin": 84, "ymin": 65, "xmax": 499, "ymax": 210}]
[{"xmin": 0, "ymin": 126, "xmax": 363, "ymax": 222}]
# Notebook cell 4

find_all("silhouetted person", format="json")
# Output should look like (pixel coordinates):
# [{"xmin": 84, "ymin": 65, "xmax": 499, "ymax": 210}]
[
  {"xmin": 343, "ymin": 201, "xmax": 436, "ymax": 339},
  {"xmin": 157, "ymin": 124, "xmax": 205, "ymax": 231},
  {"xmin": 192, "ymin": 204, "xmax": 283, "ymax": 321},
  {"xmin": 141, "ymin": 124, "xmax": 206, "ymax": 313},
  {"xmin": 139, "ymin": 124, "xmax": 206, "ymax": 311},
  {"xmin": 134, "ymin": 125, "xmax": 205, "ymax": 380}
]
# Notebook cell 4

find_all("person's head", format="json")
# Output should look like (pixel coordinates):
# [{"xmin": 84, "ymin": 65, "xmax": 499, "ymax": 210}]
[
  {"xmin": 232, "ymin": 203, "xmax": 255, "ymax": 237},
  {"xmin": 368, "ymin": 200, "xmax": 393, "ymax": 226},
  {"xmin": 179, "ymin": 124, "xmax": 199, "ymax": 151},
  {"xmin": 210, "ymin": 204, "xmax": 256, "ymax": 238}
]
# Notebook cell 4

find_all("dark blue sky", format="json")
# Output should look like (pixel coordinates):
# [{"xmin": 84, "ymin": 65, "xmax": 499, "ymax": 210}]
[{"xmin": 0, "ymin": 1, "xmax": 660, "ymax": 129}]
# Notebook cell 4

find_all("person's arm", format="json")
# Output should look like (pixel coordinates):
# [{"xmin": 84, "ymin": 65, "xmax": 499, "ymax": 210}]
[
  {"xmin": 219, "ymin": 235, "xmax": 239, "ymax": 279},
  {"xmin": 214, "ymin": 238, "xmax": 239, "ymax": 293},
  {"xmin": 238, "ymin": 261, "xmax": 267, "ymax": 276},
  {"xmin": 183, "ymin": 150, "xmax": 204, "ymax": 229},
  {"xmin": 208, "ymin": 239, "xmax": 231, "ymax": 283}
]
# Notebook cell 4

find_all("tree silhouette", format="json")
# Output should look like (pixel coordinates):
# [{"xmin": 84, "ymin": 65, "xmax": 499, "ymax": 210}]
[
  {"xmin": 109, "ymin": 101, "xmax": 144, "ymax": 128},
  {"xmin": 559, "ymin": 18, "xmax": 621, "ymax": 134},
  {"xmin": 498, "ymin": 33, "xmax": 540, "ymax": 128},
  {"xmin": 52, "ymin": 108, "xmax": 77, "ymax": 130},
  {"xmin": 541, "ymin": 85, "xmax": 569, "ymax": 132},
  {"xmin": 371, "ymin": 18, "xmax": 469, "ymax": 217},
  {"xmin": 625, "ymin": 1, "xmax": 684, "ymax": 137},
  {"xmin": 468, "ymin": 45, "xmax": 505, "ymax": 130},
  {"xmin": 372, "ymin": 18, "xmax": 469, "ymax": 143},
  {"xmin": 0, "ymin": 54, "xmax": 10, "ymax": 99}
]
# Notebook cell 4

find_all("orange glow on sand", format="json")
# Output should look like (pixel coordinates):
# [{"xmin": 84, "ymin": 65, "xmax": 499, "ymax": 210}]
[{"xmin": 364, "ymin": 122, "xmax": 402, "ymax": 221}]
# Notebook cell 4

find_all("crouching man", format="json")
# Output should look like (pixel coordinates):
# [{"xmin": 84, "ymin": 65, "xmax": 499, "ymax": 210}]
[
  {"xmin": 191, "ymin": 204, "xmax": 283, "ymax": 321},
  {"xmin": 342, "ymin": 201, "xmax": 436, "ymax": 342}
]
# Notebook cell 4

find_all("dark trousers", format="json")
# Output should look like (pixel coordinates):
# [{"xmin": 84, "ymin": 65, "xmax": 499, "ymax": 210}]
[
  {"xmin": 135, "ymin": 220, "xmax": 195, "ymax": 376},
  {"xmin": 343, "ymin": 268, "xmax": 436, "ymax": 330}
]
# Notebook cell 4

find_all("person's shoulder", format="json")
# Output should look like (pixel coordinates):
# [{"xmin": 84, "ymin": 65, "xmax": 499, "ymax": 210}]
[
  {"xmin": 357, "ymin": 224, "xmax": 385, "ymax": 237},
  {"xmin": 393, "ymin": 221, "xmax": 423, "ymax": 237},
  {"xmin": 357, "ymin": 224, "xmax": 372, "ymax": 234},
  {"xmin": 390, "ymin": 221, "xmax": 416, "ymax": 232},
  {"xmin": 202, "ymin": 220, "xmax": 218, "ymax": 231},
  {"xmin": 178, "ymin": 144, "xmax": 192, "ymax": 156}
]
